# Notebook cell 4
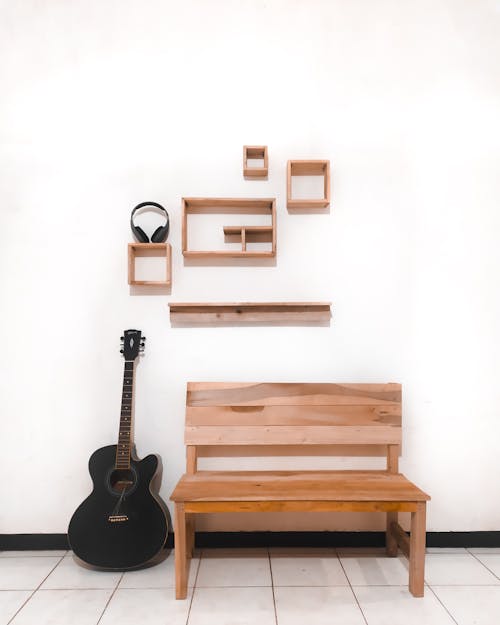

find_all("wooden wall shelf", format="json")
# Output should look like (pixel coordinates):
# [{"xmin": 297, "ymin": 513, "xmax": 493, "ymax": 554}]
[
  {"xmin": 169, "ymin": 302, "xmax": 331, "ymax": 324},
  {"xmin": 128, "ymin": 242, "xmax": 172, "ymax": 287},
  {"xmin": 182, "ymin": 197, "xmax": 276, "ymax": 259},
  {"xmin": 243, "ymin": 145, "xmax": 268, "ymax": 179},
  {"xmin": 287, "ymin": 160, "xmax": 330, "ymax": 209}
]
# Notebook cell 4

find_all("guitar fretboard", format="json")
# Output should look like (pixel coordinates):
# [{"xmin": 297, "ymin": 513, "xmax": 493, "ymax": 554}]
[{"xmin": 115, "ymin": 361, "xmax": 135, "ymax": 469}]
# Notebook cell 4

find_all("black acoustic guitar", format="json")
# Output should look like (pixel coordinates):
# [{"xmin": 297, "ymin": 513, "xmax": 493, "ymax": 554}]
[{"xmin": 68, "ymin": 330, "xmax": 169, "ymax": 570}]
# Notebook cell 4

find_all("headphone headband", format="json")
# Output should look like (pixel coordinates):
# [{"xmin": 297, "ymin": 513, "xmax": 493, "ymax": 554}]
[{"xmin": 130, "ymin": 201, "xmax": 170, "ymax": 243}]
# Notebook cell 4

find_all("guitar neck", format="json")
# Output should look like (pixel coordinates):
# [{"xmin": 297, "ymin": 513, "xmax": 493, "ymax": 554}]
[{"xmin": 115, "ymin": 360, "xmax": 136, "ymax": 469}]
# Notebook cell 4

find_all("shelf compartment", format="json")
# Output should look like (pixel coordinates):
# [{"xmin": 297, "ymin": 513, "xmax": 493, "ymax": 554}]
[
  {"xmin": 182, "ymin": 197, "xmax": 276, "ymax": 259},
  {"xmin": 243, "ymin": 145, "xmax": 268, "ymax": 179},
  {"xmin": 287, "ymin": 160, "xmax": 330, "ymax": 209},
  {"xmin": 169, "ymin": 302, "xmax": 331, "ymax": 324},
  {"xmin": 223, "ymin": 226, "xmax": 274, "ymax": 251},
  {"xmin": 128, "ymin": 242, "xmax": 172, "ymax": 287}
]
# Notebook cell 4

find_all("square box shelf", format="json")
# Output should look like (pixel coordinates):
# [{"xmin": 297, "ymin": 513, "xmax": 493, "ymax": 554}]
[
  {"xmin": 287, "ymin": 159, "xmax": 330, "ymax": 209},
  {"xmin": 128, "ymin": 242, "xmax": 172, "ymax": 287},
  {"xmin": 243, "ymin": 145, "xmax": 268, "ymax": 179}
]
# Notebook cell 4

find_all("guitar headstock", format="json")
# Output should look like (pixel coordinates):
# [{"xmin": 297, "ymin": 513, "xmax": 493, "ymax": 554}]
[{"xmin": 120, "ymin": 329, "xmax": 146, "ymax": 361}]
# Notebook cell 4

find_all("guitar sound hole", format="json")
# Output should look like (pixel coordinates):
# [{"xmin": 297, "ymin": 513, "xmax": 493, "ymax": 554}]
[{"xmin": 109, "ymin": 468, "xmax": 136, "ymax": 494}]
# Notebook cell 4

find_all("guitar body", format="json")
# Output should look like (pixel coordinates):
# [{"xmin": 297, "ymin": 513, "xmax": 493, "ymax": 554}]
[{"xmin": 68, "ymin": 444, "xmax": 169, "ymax": 570}]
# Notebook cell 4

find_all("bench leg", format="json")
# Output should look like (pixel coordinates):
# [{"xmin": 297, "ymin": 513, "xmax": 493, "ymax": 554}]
[
  {"xmin": 409, "ymin": 502, "xmax": 426, "ymax": 597},
  {"xmin": 174, "ymin": 502, "xmax": 188, "ymax": 599},
  {"xmin": 386, "ymin": 511, "xmax": 398, "ymax": 557},
  {"xmin": 186, "ymin": 514, "xmax": 195, "ymax": 559}
]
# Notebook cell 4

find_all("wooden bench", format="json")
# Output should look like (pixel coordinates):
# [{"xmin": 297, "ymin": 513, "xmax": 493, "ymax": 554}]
[{"xmin": 170, "ymin": 382, "xmax": 430, "ymax": 598}]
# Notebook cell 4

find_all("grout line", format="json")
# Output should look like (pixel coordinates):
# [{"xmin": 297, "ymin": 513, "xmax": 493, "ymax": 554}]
[
  {"xmin": 95, "ymin": 572, "xmax": 124, "ymax": 625},
  {"xmin": 268, "ymin": 547, "xmax": 279, "ymax": 625},
  {"xmin": 427, "ymin": 585, "xmax": 460, "ymax": 625},
  {"xmin": 337, "ymin": 552, "xmax": 369, "ymax": 625},
  {"xmin": 468, "ymin": 551, "xmax": 500, "ymax": 581},
  {"xmin": 184, "ymin": 549, "xmax": 202, "ymax": 625},
  {"xmin": 6, "ymin": 553, "xmax": 67, "ymax": 625}
]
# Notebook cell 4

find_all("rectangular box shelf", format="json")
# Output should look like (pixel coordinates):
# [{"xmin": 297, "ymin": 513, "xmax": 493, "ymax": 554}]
[
  {"xmin": 182, "ymin": 197, "xmax": 276, "ymax": 259},
  {"xmin": 169, "ymin": 302, "xmax": 331, "ymax": 324}
]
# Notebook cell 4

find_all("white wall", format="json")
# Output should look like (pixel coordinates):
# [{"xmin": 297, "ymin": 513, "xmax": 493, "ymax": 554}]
[{"xmin": 1, "ymin": 0, "xmax": 499, "ymax": 535}]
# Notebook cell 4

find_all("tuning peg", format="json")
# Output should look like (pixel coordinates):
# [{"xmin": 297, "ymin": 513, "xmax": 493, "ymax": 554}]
[
  {"xmin": 120, "ymin": 349, "xmax": 124, "ymax": 354},
  {"xmin": 120, "ymin": 336, "xmax": 124, "ymax": 340}
]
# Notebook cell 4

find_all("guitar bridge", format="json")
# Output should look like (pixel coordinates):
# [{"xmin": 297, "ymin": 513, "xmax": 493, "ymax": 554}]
[{"xmin": 108, "ymin": 514, "xmax": 129, "ymax": 523}]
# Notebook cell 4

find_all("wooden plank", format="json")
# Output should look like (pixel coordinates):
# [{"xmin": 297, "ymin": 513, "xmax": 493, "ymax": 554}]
[
  {"xmin": 184, "ymin": 501, "xmax": 418, "ymax": 514},
  {"xmin": 409, "ymin": 502, "xmax": 427, "ymax": 597},
  {"xmin": 185, "ymin": 425, "xmax": 402, "ymax": 446},
  {"xmin": 186, "ymin": 382, "xmax": 401, "ymax": 407},
  {"xmin": 170, "ymin": 470, "xmax": 430, "ymax": 503},
  {"xmin": 174, "ymin": 503, "xmax": 187, "ymax": 599},
  {"xmin": 387, "ymin": 445, "xmax": 399, "ymax": 473},
  {"xmin": 186, "ymin": 405, "xmax": 401, "ymax": 427},
  {"xmin": 170, "ymin": 303, "xmax": 331, "ymax": 324},
  {"xmin": 183, "ymin": 197, "xmax": 274, "ymax": 214},
  {"xmin": 386, "ymin": 512, "xmax": 398, "ymax": 556},
  {"xmin": 391, "ymin": 521, "xmax": 410, "ymax": 558},
  {"xmin": 186, "ymin": 446, "xmax": 197, "ymax": 474},
  {"xmin": 182, "ymin": 251, "xmax": 275, "ymax": 259},
  {"xmin": 290, "ymin": 160, "xmax": 328, "ymax": 176}
]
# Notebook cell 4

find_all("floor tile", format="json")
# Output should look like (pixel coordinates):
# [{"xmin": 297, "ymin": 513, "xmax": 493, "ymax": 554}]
[
  {"xmin": 424, "ymin": 553, "xmax": 500, "ymax": 585},
  {"xmin": 468, "ymin": 547, "xmax": 500, "ymax": 554},
  {"xmin": 337, "ymin": 547, "xmax": 386, "ymax": 556},
  {"xmin": 119, "ymin": 551, "xmax": 199, "ymax": 588},
  {"xmin": 470, "ymin": 553, "xmax": 500, "ymax": 579},
  {"xmin": 10, "ymin": 589, "xmax": 112, "ymax": 625},
  {"xmin": 0, "ymin": 551, "xmax": 68, "ymax": 558},
  {"xmin": 196, "ymin": 548, "xmax": 271, "ymax": 587},
  {"xmin": 354, "ymin": 586, "xmax": 456, "ymax": 625},
  {"xmin": 40, "ymin": 555, "xmax": 122, "ymax": 589},
  {"xmin": 188, "ymin": 586, "xmax": 276, "ymax": 625},
  {"xmin": 0, "ymin": 557, "xmax": 62, "ymax": 590},
  {"xmin": 426, "ymin": 547, "xmax": 468, "ymax": 554},
  {"xmin": 271, "ymin": 548, "xmax": 348, "ymax": 586},
  {"xmin": 99, "ymin": 588, "xmax": 192, "ymax": 625},
  {"xmin": 0, "ymin": 590, "xmax": 32, "ymax": 623},
  {"xmin": 432, "ymin": 586, "xmax": 500, "ymax": 625},
  {"xmin": 339, "ymin": 554, "xmax": 409, "ymax": 586},
  {"xmin": 274, "ymin": 586, "xmax": 365, "ymax": 625}
]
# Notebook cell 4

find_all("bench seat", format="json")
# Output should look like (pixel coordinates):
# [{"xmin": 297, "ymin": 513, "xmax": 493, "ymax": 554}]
[{"xmin": 171, "ymin": 470, "xmax": 430, "ymax": 504}]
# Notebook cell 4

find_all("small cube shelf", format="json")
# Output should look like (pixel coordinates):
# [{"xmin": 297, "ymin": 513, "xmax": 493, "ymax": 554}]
[
  {"xmin": 128, "ymin": 242, "xmax": 172, "ymax": 287},
  {"xmin": 243, "ymin": 146, "xmax": 268, "ymax": 179},
  {"xmin": 169, "ymin": 302, "xmax": 332, "ymax": 325},
  {"xmin": 287, "ymin": 160, "xmax": 330, "ymax": 209},
  {"xmin": 182, "ymin": 197, "xmax": 276, "ymax": 259}
]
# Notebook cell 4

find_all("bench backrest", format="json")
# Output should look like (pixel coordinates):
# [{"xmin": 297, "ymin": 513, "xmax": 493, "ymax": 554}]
[{"xmin": 185, "ymin": 382, "xmax": 402, "ymax": 473}]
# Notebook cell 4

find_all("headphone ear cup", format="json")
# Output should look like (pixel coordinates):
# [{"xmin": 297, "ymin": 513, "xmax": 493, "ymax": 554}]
[
  {"xmin": 133, "ymin": 226, "xmax": 149, "ymax": 243},
  {"xmin": 151, "ymin": 223, "xmax": 169, "ymax": 243}
]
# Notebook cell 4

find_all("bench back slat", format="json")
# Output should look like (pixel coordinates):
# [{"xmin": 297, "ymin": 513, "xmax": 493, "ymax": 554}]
[
  {"xmin": 187, "ymin": 382, "xmax": 401, "ymax": 406},
  {"xmin": 185, "ymin": 382, "xmax": 402, "ymax": 447}
]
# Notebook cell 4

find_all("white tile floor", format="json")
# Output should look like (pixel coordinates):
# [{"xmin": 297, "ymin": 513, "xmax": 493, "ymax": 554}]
[{"xmin": 1, "ymin": 547, "xmax": 500, "ymax": 624}]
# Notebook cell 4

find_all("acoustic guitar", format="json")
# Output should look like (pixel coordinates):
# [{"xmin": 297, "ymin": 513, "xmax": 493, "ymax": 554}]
[{"xmin": 68, "ymin": 329, "xmax": 169, "ymax": 570}]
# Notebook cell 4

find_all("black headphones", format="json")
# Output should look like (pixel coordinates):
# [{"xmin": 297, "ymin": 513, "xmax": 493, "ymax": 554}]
[{"xmin": 130, "ymin": 202, "xmax": 170, "ymax": 243}]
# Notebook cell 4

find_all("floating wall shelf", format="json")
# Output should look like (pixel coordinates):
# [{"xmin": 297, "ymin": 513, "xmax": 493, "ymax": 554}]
[
  {"xmin": 128, "ymin": 242, "xmax": 172, "ymax": 287},
  {"xmin": 182, "ymin": 197, "xmax": 276, "ymax": 259},
  {"xmin": 243, "ymin": 145, "xmax": 268, "ymax": 179},
  {"xmin": 287, "ymin": 160, "xmax": 331, "ymax": 209},
  {"xmin": 169, "ymin": 302, "xmax": 331, "ymax": 325}
]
